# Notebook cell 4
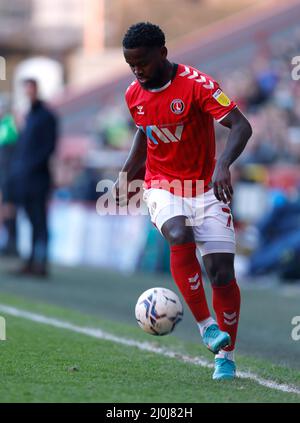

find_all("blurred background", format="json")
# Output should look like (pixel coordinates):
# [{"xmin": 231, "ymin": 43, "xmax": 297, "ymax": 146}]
[{"xmin": 1, "ymin": 0, "xmax": 300, "ymax": 282}]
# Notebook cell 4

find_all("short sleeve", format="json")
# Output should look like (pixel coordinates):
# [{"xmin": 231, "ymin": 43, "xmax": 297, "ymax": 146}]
[
  {"xmin": 125, "ymin": 89, "xmax": 134, "ymax": 120},
  {"xmin": 194, "ymin": 76, "xmax": 237, "ymax": 122},
  {"xmin": 125, "ymin": 81, "xmax": 136, "ymax": 121}
]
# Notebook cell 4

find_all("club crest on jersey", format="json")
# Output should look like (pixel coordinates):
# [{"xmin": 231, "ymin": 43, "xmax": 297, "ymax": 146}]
[
  {"xmin": 170, "ymin": 99, "xmax": 185, "ymax": 114},
  {"xmin": 212, "ymin": 89, "xmax": 231, "ymax": 107}
]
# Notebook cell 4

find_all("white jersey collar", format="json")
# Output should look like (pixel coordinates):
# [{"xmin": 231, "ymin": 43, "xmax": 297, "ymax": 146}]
[{"xmin": 147, "ymin": 80, "xmax": 172, "ymax": 93}]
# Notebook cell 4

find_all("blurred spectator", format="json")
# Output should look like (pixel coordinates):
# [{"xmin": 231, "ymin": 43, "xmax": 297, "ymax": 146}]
[
  {"xmin": 84, "ymin": 28, "xmax": 300, "ymax": 170},
  {"xmin": 248, "ymin": 189, "xmax": 300, "ymax": 280},
  {"xmin": 93, "ymin": 104, "xmax": 133, "ymax": 150},
  {"xmin": 0, "ymin": 100, "xmax": 18, "ymax": 256},
  {"xmin": 7, "ymin": 79, "xmax": 58, "ymax": 277},
  {"xmin": 215, "ymin": 28, "xmax": 300, "ymax": 168}
]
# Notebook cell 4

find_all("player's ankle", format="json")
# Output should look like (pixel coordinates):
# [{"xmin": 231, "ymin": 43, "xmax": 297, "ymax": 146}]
[
  {"xmin": 197, "ymin": 316, "xmax": 216, "ymax": 337},
  {"xmin": 216, "ymin": 349, "xmax": 235, "ymax": 361}
]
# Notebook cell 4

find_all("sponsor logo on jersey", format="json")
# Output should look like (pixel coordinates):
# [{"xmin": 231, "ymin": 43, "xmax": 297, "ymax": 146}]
[
  {"xmin": 212, "ymin": 89, "xmax": 231, "ymax": 106},
  {"xmin": 145, "ymin": 124, "xmax": 184, "ymax": 144},
  {"xmin": 170, "ymin": 99, "xmax": 185, "ymax": 114}
]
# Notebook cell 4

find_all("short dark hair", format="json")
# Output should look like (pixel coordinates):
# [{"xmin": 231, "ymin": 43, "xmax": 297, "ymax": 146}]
[{"xmin": 122, "ymin": 22, "xmax": 165, "ymax": 49}]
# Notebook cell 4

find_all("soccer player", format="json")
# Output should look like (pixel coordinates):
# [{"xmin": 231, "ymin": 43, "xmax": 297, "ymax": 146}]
[{"xmin": 114, "ymin": 22, "xmax": 252, "ymax": 380}]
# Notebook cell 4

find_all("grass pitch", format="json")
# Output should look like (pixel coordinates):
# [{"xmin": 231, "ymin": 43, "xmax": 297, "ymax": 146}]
[
  {"xmin": 0, "ymin": 260, "xmax": 300, "ymax": 403},
  {"xmin": 0, "ymin": 292, "xmax": 300, "ymax": 403}
]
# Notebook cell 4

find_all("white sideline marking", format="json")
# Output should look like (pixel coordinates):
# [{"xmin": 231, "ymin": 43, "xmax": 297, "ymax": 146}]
[{"xmin": 0, "ymin": 304, "xmax": 300, "ymax": 395}]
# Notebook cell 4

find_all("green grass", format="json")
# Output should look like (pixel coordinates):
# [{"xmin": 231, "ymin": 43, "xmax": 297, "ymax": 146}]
[
  {"xmin": 1, "ymin": 259, "xmax": 300, "ymax": 370},
  {"xmin": 0, "ymin": 293, "xmax": 300, "ymax": 403}
]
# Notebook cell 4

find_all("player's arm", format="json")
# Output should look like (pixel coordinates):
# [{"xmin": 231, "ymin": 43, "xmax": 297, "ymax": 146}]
[
  {"xmin": 213, "ymin": 107, "xmax": 252, "ymax": 203},
  {"xmin": 114, "ymin": 128, "xmax": 147, "ymax": 205}
]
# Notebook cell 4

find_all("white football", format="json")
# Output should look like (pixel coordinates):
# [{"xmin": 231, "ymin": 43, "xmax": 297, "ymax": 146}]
[{"xmin": 135, "ymin": 287, "xmax": 183, "ymax": 336}]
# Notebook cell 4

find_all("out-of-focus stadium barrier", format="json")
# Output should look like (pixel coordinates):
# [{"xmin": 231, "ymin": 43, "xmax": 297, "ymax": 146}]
[{"xmin": 17, "ymin": 202, "xmax": 150, "ymax": 273}]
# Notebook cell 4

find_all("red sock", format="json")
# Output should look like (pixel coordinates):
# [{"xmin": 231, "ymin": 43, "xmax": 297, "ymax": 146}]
[
  {"xmin": 212, "ymin": 279, "xmax": 241, "ymax": 351},
  {"xmin": 170, "ymin": 242, "xmax": 210, "ymax": 322}
]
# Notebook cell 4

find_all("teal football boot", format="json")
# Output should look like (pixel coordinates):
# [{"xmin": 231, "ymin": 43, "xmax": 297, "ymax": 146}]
[
  {"xmin": 213, "ymin": 357, "xmax": 236, "ymax": 380},
  {"xmin": 202, "ymin": 324, "xmax": 231, "ymax": 354}
]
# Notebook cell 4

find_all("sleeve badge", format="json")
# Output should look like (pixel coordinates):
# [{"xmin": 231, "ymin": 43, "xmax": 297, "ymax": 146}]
[{"xmin": 212, "ymin": 89, "xmax": 231, "ymax": 106}]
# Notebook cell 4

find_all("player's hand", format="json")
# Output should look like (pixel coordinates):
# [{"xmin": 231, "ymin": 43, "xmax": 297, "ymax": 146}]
[
  {"xmin": 112, "ymin": 179, "xmax": 128, "ymax": 207},
  {"xmin": 212, "ymin": 162, "xmax": 233, "ymax": 204}
]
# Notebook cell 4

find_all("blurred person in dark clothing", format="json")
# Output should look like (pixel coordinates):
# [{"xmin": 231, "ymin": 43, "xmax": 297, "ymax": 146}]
[
  {"xmin": 8, "ymin": 79, "xmax": 58, "ymax": 277},
  {"xmin": 0, "ymin": 100, "xmax": 18, "ymax": 256}
]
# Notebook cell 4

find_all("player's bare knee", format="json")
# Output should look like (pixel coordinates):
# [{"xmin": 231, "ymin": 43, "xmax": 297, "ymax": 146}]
[
  {"xmin": 164, "ymin": 226, "xmax": 194, "ymax": 246},
  {"xmin": 211, "ymin": 268, "xmax": 235, "ymax": 286}
]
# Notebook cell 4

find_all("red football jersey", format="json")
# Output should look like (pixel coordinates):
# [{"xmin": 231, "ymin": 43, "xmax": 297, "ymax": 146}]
[{"xmin": 125, "ymin": 63, "xmax": 236, "ymax": 196}]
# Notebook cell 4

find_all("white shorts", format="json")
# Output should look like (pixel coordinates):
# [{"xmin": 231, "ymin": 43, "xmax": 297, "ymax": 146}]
[{"xmin": 143, "ymin": 188, "xmax": 236, "ymax": 256}]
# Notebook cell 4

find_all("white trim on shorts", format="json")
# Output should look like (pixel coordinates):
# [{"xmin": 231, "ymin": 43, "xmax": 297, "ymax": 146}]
[{"xmin": 196, "ymin": 240, "xmax": 236, "ymax": 256}]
